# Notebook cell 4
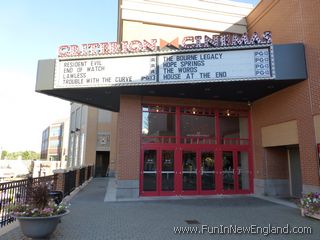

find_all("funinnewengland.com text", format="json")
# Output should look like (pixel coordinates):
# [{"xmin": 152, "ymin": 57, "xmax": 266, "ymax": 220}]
[{"xmin": 173, "ymin": 224, "xmax": 312, "ymax": 236}]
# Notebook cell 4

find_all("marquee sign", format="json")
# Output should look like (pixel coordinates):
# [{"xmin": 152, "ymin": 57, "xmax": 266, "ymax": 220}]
[
  {"xmin": 159, "ymin": 48, "xmax": 272, "ymax": 82},
  {"xmin": 58, "ymin": 32, "xmax": 272, "ymax": 58},
  {"xmin": 54, "ymin": 46, "xmax": 274, "ymax": 89},
  {"xmin": 56, "ymin": 56, "xmax": 157, "ymax": 87}
]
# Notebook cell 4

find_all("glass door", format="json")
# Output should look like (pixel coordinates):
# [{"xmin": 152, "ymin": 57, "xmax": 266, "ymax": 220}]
[
  {"xmin": 141, "ymin": 148, "xmax": 177, "ymax": 196},
  {"xmin": 222, "ymin": 151, "xmax": 235, "ymax": 193},
  {"xmin": 160, "ymin": 150, "xmax": 175, "ymax": 195},
  {"xmin": 142, "ymin": 149, "xmax": 158, "ymax": 195},
  {"xmin": 179, "ymin": 149, "xmax": 218, "ymax": 195},
  {"xmin": 181, "ymin": 151, "xmax": 198, "ymax": 194},
  {"xmin": 200, "ymin": 151, "xmax": 216, "ymax": 193},
  {"xmin": 221, "ymin": 150, "xmax": 252, "ymax": 194}
]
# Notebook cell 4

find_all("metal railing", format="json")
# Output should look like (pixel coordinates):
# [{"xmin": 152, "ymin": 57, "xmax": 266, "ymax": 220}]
[
  {"xmin": 63, "ymin": 170, "xmax": 76, "ymax": 196},
  {"xmin": 86, "ymin": 165, "xmax": 93, "ymax": 180},
  {"xmin": 0, "ymin": 175, "xmax": 55, "ymax": 227},
  {"xmin": 0, "ymin": 165, "xmax": 94, "ymax": 228},
  {"xmin": 79, "ymin": 168, "xmax": 86, "ymax": 186}
]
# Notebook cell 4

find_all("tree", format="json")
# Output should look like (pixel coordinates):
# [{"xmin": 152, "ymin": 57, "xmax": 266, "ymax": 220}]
[
  {"xmin": 30, "ymin": 151, "xmax": 40, "ymax": 160},
  {"xmin": 1, "ymin": 151, "xmax": 40, "ymax": 160},
  {"xmin": 6, "ymin": 152, "xmax": 20, "ymax": 160},
  {"xmin": 22, "ymin": 151, "xmax": 39, "ymax": 160},
  {"xmin": 1, "ymin": 150, "xmax": 8, "ymax": 160},
  {"xmin": 22, "ymin": 151, "xmax": 31, "ymax": 160}
]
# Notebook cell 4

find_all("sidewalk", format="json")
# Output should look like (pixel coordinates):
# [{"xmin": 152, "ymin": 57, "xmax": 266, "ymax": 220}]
[{"xmin": 1, "ymin": 178, "xmax": 319, "ymax": 240}]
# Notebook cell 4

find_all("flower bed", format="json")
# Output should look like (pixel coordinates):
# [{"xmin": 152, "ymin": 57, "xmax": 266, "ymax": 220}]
[
  {"xmin": 8, "ymin": 184, "xmax": 68, "ymax": 217},
  {"xmin": 7, "ymin": 184, "xmax": 69, "ymax": 238},
  {"xmin": 10, "ymin": 201, "xmax": 67, "ymax": 217},
  {"xmin": 300, "ymin": 192, "xmax": 320, "ymax": 220}
]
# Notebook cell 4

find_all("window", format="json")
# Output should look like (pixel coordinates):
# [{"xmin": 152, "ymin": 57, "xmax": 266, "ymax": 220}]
[
  {"xmin": 49, "ymin": 140, "xmax": 60, "ymax": 148},
  {"xmin": 50, "ymin": 126, "xmax": 61, "ymax": 137},
  {"xmin": 141, "ymin": 105, "xmax": 249, "ymax": 145},
  {"xmin": 142, "ymin": 105, "xmax": 175, "ymax": 143},
  {"xmin": 180, "ymin": 107, "xmax": 215, "ymax": 144},
  {"xmin": 219, "ymin": 110, "xmax": 248, "ymax": 145}
]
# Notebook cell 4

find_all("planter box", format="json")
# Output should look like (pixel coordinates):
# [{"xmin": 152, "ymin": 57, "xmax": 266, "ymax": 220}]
[
  {"xmin": 15, "ymin": 210, "xmax": 70, "ymax": 238},
  {"xmin": 301, "ymin": 209, "xmax": 320, "ymax": 220}
]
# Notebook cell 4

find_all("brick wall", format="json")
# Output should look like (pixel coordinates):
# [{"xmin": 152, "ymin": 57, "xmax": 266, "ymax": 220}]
[
  {"xmin": 247, "ymin": 0, "xmax": 320, "ymax": 186},
  {"xmin": 265, "ymin": 147, "xmax": 289, "ymax": 179},
  {"xmin": 117, "ymin": 95, "xmax": 142, "ymax": 180}
]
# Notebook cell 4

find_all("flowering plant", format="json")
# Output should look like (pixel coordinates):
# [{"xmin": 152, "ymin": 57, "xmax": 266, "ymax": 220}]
[
  {"xmin": 9, "ymin": 202, "xmax": 67, "ymax": 217},
  {"xmin": 300, "ymin": 192, "xmax": 320, "ymax": 215},
  {"xmin": 8, "ymin": 184, "xmax": 68, "ymax": 217}
]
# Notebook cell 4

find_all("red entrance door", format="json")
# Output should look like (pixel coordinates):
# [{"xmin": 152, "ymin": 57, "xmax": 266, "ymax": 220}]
[
  {"xmin": 221, "ymin": 149, "xmax": 252, "ymax": 194},
  {"xmin": 140, "ymin": 147, "xmax": 252, "ymax": 196},
  {"xmin": 179, "ymin": 148, "xmax": 219, "ymax": 195},
  {"xmin": 140, "ymin": 147, "xmax": 178, "ymax": 196},
  {"xmin": 141, "ymin": 147, "xmax": 223, "ymax": 196}
]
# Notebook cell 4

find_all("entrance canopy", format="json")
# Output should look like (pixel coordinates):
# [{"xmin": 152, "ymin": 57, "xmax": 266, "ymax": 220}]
[{"xmin": 36, "ymin": 43, "xmax": 306, "ymax": 111}]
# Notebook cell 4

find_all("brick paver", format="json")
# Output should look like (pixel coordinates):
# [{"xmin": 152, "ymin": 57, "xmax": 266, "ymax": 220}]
[{"xmin": 1, "ymin": 178, "xmax": 319, "ymax": 240}]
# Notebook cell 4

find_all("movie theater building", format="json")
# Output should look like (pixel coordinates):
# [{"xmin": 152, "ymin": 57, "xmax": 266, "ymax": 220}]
[{"xmin": 36, "ymin": 0, "xmax": 320, "ymax": 200}]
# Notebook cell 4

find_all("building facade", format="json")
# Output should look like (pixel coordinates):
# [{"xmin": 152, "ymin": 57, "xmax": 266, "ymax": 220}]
[
  {"xmin": 36, "ymin": 0, "xmax": 320, "ymax": 200},
  {"xmin": 40, "ymin": 119, "xmax": 69, "ymax": 162},
  {"xmin": 67, "ymin": 103, "xmax": 117, "ymax": 177},
  {"xmin": 247, "ymin": 0, "xmax": 320, "ymax": 196}
]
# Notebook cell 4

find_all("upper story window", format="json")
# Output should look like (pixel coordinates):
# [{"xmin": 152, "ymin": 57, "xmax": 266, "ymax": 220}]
[
  {"xmin": 49, "ymin": 139, "xmax": 60, "ymax": 148},
  {"xmin": 50, "ymin": 126, "xmax": 61, "ymax": 137},
  {"xmin": 141, "ymin": 105, "xmax": 249, "ymax": 145},
  {"xmin": 142, "ymin": 105, "xmax": 176, "ymax": 143},
  {"xmin": 180, "ymin": 107, "xmax": 216, "ymax": 144},
  {"xmin": 219, "ymin": 110, "xmax": 248, "ymax": 145}
]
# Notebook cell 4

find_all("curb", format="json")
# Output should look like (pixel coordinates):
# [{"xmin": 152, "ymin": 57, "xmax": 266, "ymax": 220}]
[
  {"xmin": 253, "ymin": 194, "xmax": 298, "ymax": 209},
  {"xmin": 62, "ymin": 177, "xmax": 93, "ymax": 204}
]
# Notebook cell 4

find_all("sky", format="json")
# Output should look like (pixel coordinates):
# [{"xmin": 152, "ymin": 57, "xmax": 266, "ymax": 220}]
[
  {"xmin": 0, "ymin": 0, "xmax": 118, "ymax": 152},
  {"xmin": 0, "ymin": 0, "xmax": 259, "ymax": 153}
]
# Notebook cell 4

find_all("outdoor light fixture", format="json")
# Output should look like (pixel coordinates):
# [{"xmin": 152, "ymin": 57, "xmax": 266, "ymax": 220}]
[
  {"xmin": 75, "ymin": 128, "xmax": 81, "ymax": 132},
  {"xmin": 70, "ymin": 130, "xmax": 75, "ymax": 134},
  {"xmin": 226, "ymin": 110, "xmax": 230, "ymax": 116},
  {"xmin": 192, "ymin": 107, "xmax": 197, "ymax": 114},
  {"xmin": 155, "ymin": 106, "xmax": 160, "ymax": 112}
]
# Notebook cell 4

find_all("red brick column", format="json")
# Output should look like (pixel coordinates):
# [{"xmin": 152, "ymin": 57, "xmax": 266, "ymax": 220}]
[
  {"xmin": 75, "ymin": 169, "xmax": 80, "ymax": 187},
  {"xmin": 84, "ymin": 166, "xmax": 88, "ymax": 181},
  {"xmin": 53, "ymin": 169, "xmax": 66, "ymax": 193}
]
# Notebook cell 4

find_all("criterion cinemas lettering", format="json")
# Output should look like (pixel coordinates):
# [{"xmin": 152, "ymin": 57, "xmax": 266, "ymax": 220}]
[{"xmin": 58, "ymin": 32, "xmax": 272, "ymax": 58}]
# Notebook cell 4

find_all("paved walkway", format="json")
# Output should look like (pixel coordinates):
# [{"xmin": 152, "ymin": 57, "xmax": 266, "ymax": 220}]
[{"xmin": 1, "ymin": 178, "xmax": 319, "ymax": 240}]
